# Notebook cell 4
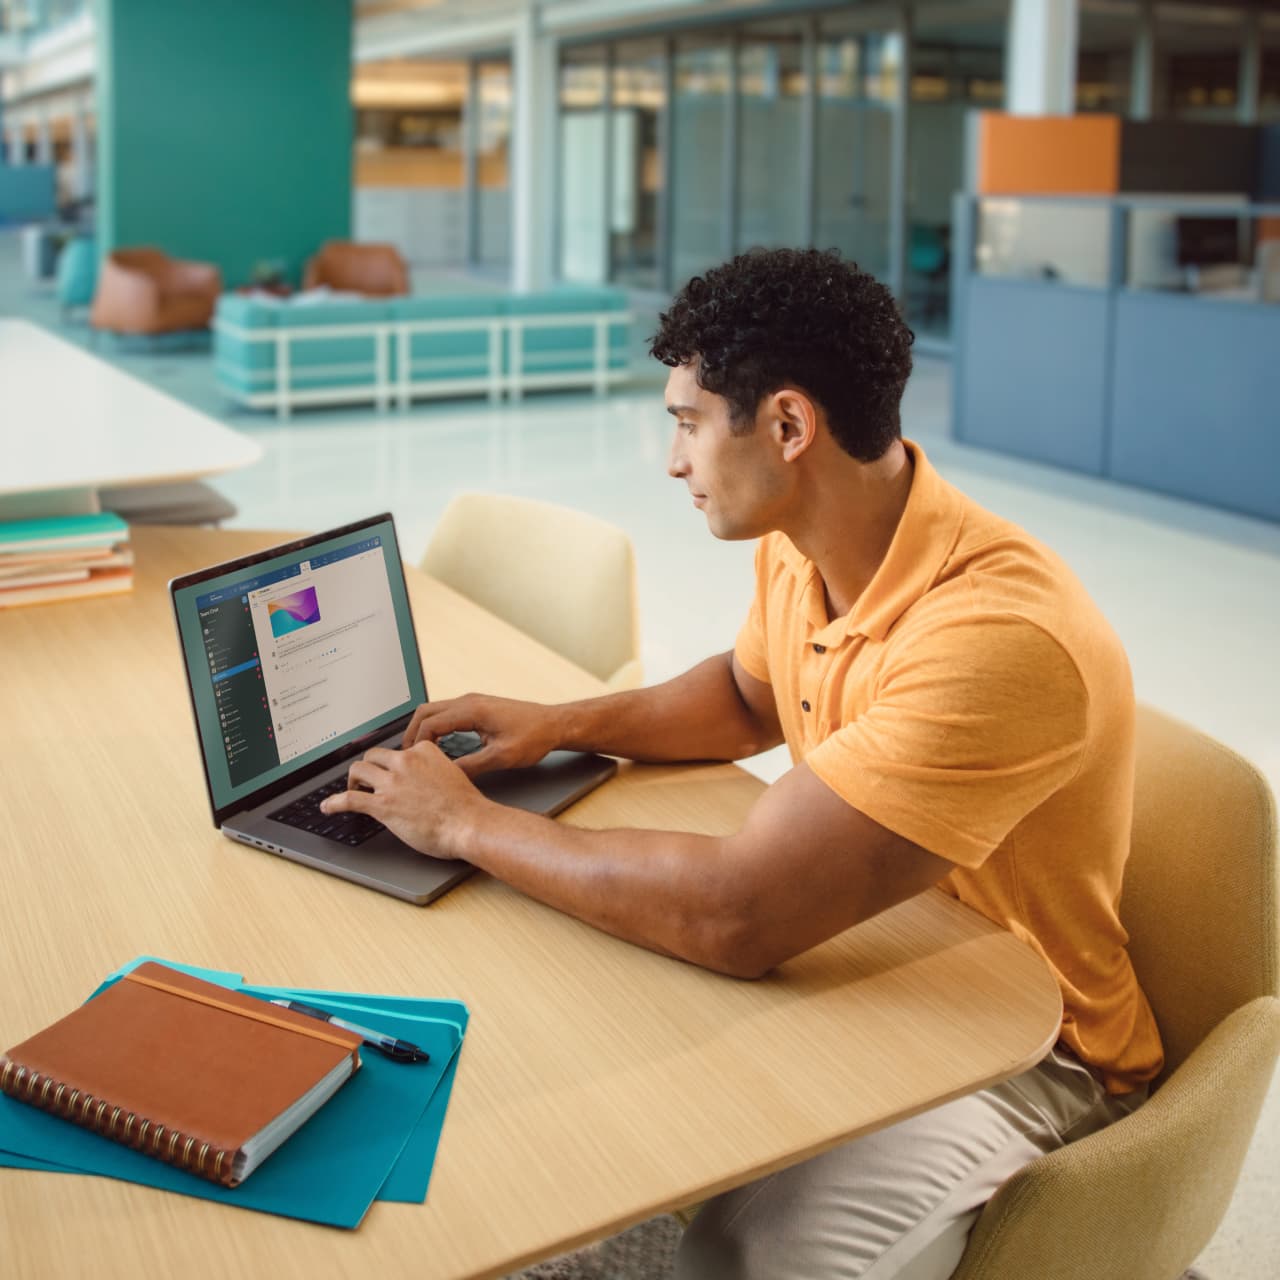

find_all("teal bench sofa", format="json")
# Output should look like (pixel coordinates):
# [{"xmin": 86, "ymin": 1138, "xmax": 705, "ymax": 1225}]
[{"xmin": 213, "ymin": 287, "xmax": 631, "ymax": 419}]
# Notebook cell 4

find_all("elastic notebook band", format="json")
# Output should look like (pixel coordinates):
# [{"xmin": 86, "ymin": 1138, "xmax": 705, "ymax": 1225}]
[{"xmin": 124, "ymin": 969, "xmax": 357, "ymax": 1053}]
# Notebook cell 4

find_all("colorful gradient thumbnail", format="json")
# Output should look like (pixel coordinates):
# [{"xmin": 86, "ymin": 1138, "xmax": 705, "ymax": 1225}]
[{"xmin": 268, "ymin": 586, "xmax": 321, "ymax": 637}]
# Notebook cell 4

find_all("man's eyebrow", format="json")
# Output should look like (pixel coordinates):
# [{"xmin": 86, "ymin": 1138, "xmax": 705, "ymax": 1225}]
[{"xmin": 666, "ymin": 404, "xmax": 698, "ymax": 417}]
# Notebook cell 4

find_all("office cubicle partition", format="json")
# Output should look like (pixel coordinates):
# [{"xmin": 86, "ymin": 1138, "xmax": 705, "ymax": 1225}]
[{"xmin": 951, "ymin": 193, "xmax": 1280, "ymax": 523}]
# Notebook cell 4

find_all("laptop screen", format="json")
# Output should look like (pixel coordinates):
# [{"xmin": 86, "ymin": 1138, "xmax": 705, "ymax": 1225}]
[{"xmin": 171, "ymin": 516, "xmax": 427, "ymax": 820}]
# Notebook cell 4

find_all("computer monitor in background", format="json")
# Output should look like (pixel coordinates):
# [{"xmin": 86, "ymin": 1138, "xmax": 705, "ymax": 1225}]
[{"xmin": 1175, "ymin": 216, "xmax": 1245, "ymax": 269}]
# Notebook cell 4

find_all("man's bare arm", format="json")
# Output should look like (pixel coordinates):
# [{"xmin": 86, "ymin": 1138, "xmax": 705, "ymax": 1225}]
[
  {"xmin": 404, "ymin": 651, "xmax": 784, "ymax": 773},
  {"xmin": 325, "ymin": 745, "xmax": 952, "ymax": 978}
]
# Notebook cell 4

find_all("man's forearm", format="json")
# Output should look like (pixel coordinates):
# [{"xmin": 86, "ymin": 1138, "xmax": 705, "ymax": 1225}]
[
  {"xmin": 446, "ymin": 797, "xmax": 753, "ymax": 975},
  {"xmin": 551, "ymin": 652, "xmax": 776, "ymax": 763}
]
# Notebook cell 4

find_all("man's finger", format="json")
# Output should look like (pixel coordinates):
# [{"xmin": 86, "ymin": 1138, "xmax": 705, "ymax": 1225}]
[
  {"xmin": 454, "ymin": 745, "xmax": 506, "ymax": 779},
  {"xmin": 408, "ymin": 705, "xmax": 481, "ymax": 747},
  {"xmin": 320, "ymin": 786, "xmax": 379, "ymax": 817},
  {"xmin": 345, "ymin": 759, "xmax": 385, "ymax": 792},
  {"xmin": 402, "ymin": 704, "xmax": 431, "ymax": 748},
  {"xmin": 362, "ymin": 746, "xmax": 405, "ymax": 771}
]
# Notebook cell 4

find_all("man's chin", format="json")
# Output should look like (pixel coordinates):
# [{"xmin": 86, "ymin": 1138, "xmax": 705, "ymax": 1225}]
[{"xmin": 705, "ymin": 512, "xmax": 757, "ymax": 542}]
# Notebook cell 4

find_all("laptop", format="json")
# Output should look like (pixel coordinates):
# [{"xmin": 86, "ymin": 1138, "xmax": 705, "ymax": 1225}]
[{"xmin": 169, "ymin": 513, "xmax": 617, "ymax": 904}]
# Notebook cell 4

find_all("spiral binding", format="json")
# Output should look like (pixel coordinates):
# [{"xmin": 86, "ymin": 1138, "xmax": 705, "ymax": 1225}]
[{"xmin": 0, "ymin": 1057, "xmax": 233, "ymax": 1185}]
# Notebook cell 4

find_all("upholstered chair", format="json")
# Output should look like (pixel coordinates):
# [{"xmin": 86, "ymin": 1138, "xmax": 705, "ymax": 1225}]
[{"xmin": 421, "ymin": 494, "xmax": 643, "ymax": 691}]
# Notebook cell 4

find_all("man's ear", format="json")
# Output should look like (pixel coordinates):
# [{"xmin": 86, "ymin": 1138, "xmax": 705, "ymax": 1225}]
[{"xmin": 768, "ymin": 389, "xmax": 818, "ymax": 462}]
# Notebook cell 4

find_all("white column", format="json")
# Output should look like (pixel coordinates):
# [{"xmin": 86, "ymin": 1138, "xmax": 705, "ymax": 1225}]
[
  {"xmin": 511, "ymin": 7, "xmax": 556, "ymax": 292},
  {"xmin": 71, "ymin": 101, "xmax": 92, "ymax": 199},
  {"xmin": 34, "ymin": 109, "xmax": 53, "ymax": 166},
  {"xmin": 1005, "ymin": 0, "xmax": 1080, "ymax": 116},
  {"xmin": 1130, "ymin": 0, "xmax": 1155, "ymax": 121}
]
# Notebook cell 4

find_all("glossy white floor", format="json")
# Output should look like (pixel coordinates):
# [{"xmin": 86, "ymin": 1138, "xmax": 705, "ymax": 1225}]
[{"xmin": 5, "ymin": 236, "xmax": 1277, "ymax": 1277}]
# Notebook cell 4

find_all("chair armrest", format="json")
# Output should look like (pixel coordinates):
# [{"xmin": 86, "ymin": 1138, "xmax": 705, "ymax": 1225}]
[{"xmin": 950, "ymin": 997, "xmax": 1280, "ymax": 1280}]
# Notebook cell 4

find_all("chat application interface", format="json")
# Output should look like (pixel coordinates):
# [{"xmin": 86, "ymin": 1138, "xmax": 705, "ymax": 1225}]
[{"xmin": 195, "ymin": 536, "xmax": 410, "ymax": 789}]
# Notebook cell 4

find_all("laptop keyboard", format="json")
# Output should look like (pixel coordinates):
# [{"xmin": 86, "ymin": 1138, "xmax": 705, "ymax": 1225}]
[{"xmin": 267, "ymin": 732, "xmax": 484, "ymax": 847}]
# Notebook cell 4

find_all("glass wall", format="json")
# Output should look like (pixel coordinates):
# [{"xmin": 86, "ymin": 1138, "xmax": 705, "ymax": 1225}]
[
  {"xmin": 815, "ymin": 22, "xmax": 901, "ymax": 284},
  {"xmin": 908, "ymin": 4, "xmax": 1006, "ymax": 338},
  {"xmin": 610, "ymin": 40, "xmax": 667, "ymax": 289},
  {"xmin": 1155, "ymin": 3, "xmax": 1243, "ymax": 121},
  {"xmin": 351, "ymin": 58, "xmax": 468, "ymax": 267},
  {"xmin": 737, "ymin": 22, "xmax": 807, "ymax": 252},
  {"xmin": 546, "ymin": 0, "xmax": 1278, "ymax": 342},
  {"xmin": 671, "ymin": 36, "xmax": 733, "ymax": 286},
  {"xmin": 558, "ymin": 44, "xmax": 609, "ymax": 283},
  {"xmin": 475, "ymin": 59, "xmax": 511, "ymax": 267},
  {"xmin": 1077, "ymin": 0, "xmax": 1138, "ymax": 114},
  {"xmin": 1261, "ymin": 15, "xmax": 1280, "ymax": 124},
  {"xmin": 0, "ymin": 0, "xmax": 85, "ymax": 37}
]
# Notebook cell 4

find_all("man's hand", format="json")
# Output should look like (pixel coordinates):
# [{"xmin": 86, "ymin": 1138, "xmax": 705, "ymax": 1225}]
[
  {"xmin": 402, "ymin": 694, "xmax": 564, "ymax": 777},
  {"xmin": 320, "ymin": 743, "xmax": 491, "ymax": 858}
]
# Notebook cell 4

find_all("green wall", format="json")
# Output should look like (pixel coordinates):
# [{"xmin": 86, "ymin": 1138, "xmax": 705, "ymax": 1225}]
[{"xmin": 96, "ymin": 0, "xmax": 352, "ymax": 288}]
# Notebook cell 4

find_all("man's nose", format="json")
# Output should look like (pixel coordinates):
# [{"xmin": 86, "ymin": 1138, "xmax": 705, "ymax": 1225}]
[{"xmin": 667, "ymin": 433, "xmax": 688, "ymax": 480}]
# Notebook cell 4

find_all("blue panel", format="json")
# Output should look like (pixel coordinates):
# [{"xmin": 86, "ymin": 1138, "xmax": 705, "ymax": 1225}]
[
  {"xmin": 0, "ymin": 166, "xmax": 57, "ymax": 223},
  {"xmin": 1109, "ymin": 292, "xmax": 1280, "ymax": 522},
  {"xmin": 958, "ymin": 280, "xmax": 1111, "ymax": 475}
]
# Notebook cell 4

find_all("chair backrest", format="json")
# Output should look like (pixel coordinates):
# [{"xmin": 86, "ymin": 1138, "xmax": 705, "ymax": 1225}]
[
  {"xmin": 421, "ymin": 493, "xmax": 641, "ymax": 689},
  {"xmin": 56, "ymin": 237, "xmax": 97, "ymax": 307},
  {"xmin": 1121, "ymin": 705, "xmax": 1278, "ymax": 1081},
  {"xmin": 949, "ymin": 712, "xmax": 1278, "ymax": 1280},
  {"xmin": 305, "ymin": 241, "xmax": 409, "ymax": 296}
]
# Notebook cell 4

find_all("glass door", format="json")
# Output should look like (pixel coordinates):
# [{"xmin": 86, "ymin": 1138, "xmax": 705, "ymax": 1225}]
[
  {"xmin": 610, "ymin": 39, "xmax": 667, "ymax": 290},
  {"xmin": 815, "ymin": 17, "xmax": 902, "ymax": 286}
]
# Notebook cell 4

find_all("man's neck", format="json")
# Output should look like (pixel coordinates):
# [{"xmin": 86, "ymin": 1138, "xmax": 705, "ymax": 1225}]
[{"xmin": 783, "ymin": 439, "xmax": 915, "ymax": 623}]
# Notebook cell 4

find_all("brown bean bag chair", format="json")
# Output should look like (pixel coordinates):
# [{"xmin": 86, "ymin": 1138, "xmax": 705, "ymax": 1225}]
[
  {"xmin": 303, "ymin": 240, "xmax": 409, "ymax": 297},
  {"xmin": 90, "ymin": 247, "xmax": 222, "ymax": 335}
]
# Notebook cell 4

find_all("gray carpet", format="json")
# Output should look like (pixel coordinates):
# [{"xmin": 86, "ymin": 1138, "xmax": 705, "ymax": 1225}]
[{"xmin": 509, "ymin": 1214, "xmax": 681, "ymax": 1279}]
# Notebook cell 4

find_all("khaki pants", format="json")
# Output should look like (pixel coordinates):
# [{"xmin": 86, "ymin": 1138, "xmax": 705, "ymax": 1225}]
[{"xmin": 675, "ymin": 1045, "xmax": 1146, "ymax": 1280}]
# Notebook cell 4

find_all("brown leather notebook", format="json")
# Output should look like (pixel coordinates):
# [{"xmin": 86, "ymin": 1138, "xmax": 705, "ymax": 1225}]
[{"xmin": 0, "ymin": 961, "xmax": 362, "ymax": 1187}]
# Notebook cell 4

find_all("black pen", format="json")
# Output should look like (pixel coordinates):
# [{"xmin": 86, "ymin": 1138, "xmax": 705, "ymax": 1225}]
[{"xmin": 269, "ymin": 998, "xmax": 430, "ymax": 1064}]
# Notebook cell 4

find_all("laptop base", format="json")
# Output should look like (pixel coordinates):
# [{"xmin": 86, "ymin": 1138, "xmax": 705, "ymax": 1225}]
[{"xmin": 224, "ymin": 744, "xmax": 618, "ymax": 905}]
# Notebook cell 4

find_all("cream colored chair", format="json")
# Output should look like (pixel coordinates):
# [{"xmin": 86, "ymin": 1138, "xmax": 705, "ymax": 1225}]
[
  {"xmin": 421, "ymin": 494, "xmax": 643, "ymax": 691},
  {"xmin": 950, "ymin": 705, "xmax": 1279, "ymax": 1280}
]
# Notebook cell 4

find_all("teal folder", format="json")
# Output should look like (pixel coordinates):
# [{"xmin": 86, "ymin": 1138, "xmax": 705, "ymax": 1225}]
[{"xmin": 0, "ymin": 958, "xmax": 469, "ymax": 1228}]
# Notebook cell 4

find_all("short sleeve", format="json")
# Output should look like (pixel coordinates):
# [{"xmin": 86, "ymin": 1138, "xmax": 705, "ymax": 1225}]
[
  {"xmin": 734, "ymin": 539, "xmax": 772, "ymax": 685},
  {"xmin": 806, "ymin": 616, "xmax": 1089, "ymax": 869}
]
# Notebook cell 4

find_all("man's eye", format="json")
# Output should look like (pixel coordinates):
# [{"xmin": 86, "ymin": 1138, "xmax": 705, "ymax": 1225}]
[{"xmin": 679, "ymin": 421, "xmax": 694, "ymax": 433}]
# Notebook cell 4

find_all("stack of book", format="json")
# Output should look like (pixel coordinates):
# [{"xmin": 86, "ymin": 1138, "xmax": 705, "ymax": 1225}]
[{"xmin": 0, "ymin": 512, "xmax": 133, "ymax": 609}]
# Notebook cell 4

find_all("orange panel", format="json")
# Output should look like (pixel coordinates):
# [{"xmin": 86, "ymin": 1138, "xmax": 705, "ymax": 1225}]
[
  {"xmin": 978, "ymin": 113, "xmax": 1121, "ymax": 196},
  {"xmin": 1259, "ymin": 217, "xmax": 1280, "ymax": 243}
]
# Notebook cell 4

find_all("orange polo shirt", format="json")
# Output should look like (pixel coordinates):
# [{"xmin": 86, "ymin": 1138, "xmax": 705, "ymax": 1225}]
[{"xmin": 735, "ymin": 439, "xmax": 1163, "ymax": 1093}]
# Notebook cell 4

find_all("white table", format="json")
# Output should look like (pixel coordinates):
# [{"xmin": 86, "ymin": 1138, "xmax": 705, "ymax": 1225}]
[{"xmin": 0, "ymin": 318, "xmax": 261, "ymax": 519}]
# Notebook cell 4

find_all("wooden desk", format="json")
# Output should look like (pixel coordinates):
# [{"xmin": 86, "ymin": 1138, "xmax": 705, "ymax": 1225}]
[
  {"xmin": 0, "ymin": 526, "xmax": 1062, "ymax": 1279},
  {"xmin": 0, "ymin": 319, "xmax": 261, "ymax": 518}
]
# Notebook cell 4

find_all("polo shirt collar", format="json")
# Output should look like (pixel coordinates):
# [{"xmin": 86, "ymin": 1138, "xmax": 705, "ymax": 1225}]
[{"xmin": 778, "ymin": 439, "xmax": 965, "ymax": 644}]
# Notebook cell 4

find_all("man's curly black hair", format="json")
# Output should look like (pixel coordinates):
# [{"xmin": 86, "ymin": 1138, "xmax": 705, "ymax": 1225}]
[{"xmin": 650, "ymin": 248, "xmax": 914, "ymax": 463}]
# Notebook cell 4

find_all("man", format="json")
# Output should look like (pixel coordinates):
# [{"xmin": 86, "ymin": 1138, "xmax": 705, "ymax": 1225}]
[{"xmin": 323, "ymin": 248, "xmax": 1163, "ymax": 1278}]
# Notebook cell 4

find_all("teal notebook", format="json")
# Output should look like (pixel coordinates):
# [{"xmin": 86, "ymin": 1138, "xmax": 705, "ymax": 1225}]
[
  {"xmin": 0, "ymin": 512, "xmax": 129, "ymax": 553},
  {"xmin": 0, "ymin": 958, "xmax": 469, "ymax": 1228}
]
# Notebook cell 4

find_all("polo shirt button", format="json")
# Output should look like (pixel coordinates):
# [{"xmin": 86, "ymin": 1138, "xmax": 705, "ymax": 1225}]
[
  {"xmin": 813, "ymin": 644, "xmax": 826, "ymax": 654},
  {"xmin": 801, "ymin": 700, "xmax": 811, "ymax": 712}
]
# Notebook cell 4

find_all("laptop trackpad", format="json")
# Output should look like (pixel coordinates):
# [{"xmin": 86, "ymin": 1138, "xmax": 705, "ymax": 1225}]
[{"xmin": 471, "ymin": 749, "xmax": 618, "ymax": 816}]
